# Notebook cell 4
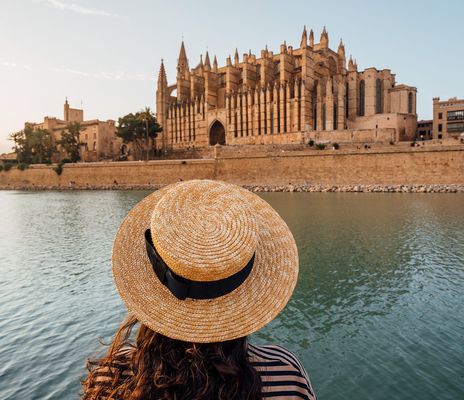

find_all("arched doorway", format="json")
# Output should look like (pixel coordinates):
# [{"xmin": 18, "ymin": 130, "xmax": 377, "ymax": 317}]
[{"xmin": 209, "ymin": 120, "xmax": 226, "ymax": 145}]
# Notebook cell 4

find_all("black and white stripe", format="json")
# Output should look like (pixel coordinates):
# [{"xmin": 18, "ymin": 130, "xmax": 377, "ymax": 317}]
[
  {"xmin": 248, "ymin": 343, "xmax": 316, "ymax": 400},
  {"xmin": 83, "ymin": 343, "xmax": 317, "ymax": 399}
]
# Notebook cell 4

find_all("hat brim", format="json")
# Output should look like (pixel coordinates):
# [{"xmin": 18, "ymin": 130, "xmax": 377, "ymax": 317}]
[{"xmin": 112, "ymin": 182, "xmax": 299, "ymax": 343}]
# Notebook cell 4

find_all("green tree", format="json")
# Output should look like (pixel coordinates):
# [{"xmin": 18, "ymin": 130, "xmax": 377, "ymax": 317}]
[
  {"xmin": 116, "ymin": 107, "xmax": 162, "ymax": 160},
  {"xmin": 10, "ymin": 128, "xmax": 31, "ymax": 163},
  {"xmin": 10, "ymin": 125, "xmax": 54, "ymax": 164},
  {"xmin": 58, "ymin": 122, "xmax": 82, "ymax": 163},
  {"xmin": 29, "ymin": 128, "xmax": 54, "ymax": 164}
]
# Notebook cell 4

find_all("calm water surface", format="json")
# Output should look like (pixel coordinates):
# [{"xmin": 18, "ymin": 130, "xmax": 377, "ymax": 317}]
[{"xmin": 0, "ymin": 191, "xmax": 463, "ymax": 399}]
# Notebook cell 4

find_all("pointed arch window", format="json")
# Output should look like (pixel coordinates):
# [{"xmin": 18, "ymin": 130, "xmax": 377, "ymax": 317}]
[
  {"xmin": 334, "ymin": 102, "xmax": 338, "ymax": 130},
  {"xmin": 408, "ymin": 92, "xmax": 413, "ymax": 114},
  {"xmin": 359, "ymin": 80, "xmax": 365, "ymax": 116},
  {"xmin": 313, "ymin": 103, "xmax": 317, "ymax": 130},
  {"xmin": 345, "ymin": 82, "xmax": 349, "ymax": 119},
  {"xmin": 322, "ymin": 103, "xmax": 326, "ymax": 131},
  {"xmin": 312, "ymin": 82, "xmax": 318, "ymax": 130},
  {"xmin": 376, "ymin": 78, "xmax": 383, "ymax": 114}
]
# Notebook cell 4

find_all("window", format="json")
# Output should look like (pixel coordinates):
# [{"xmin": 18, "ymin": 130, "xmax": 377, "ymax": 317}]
[
  {"xmin": 322, "ymin": 103, "xmax": 326, "ymax": 130},
  {"xmin": 447, "ymin": 123, "xmax": 464, "ymax": 132},
  {"xmin": 375, "ymin": 79, "xmax": 382, "ymax": 114},
  {"xmin": 312, "ymin": 82, "xmax": 318, "ymax": 130},
  {"xmin": 345, "ymin": 82, "xmax": 349, "ymax": 119},
  {"xmin": 313, "ymin": 104, "xmax": 317, "ymax": 130},
  {"xmin": 93, "ymin": 141, "xmax": 97, "ymax": 151},
  {"xmin": 358, "ymin": 80, "xmax": 365, "ymax": 116},
  {"xmin": 438, "ymin": 124, "xmax": 442, "ymax": 132},
  {"xmin": 93, "ymin": 132, "xmax": 97, "ymax": 139},
  {"xmin": 438, "ymin": 112, "xmax": 443, "ymax": 119},
  {"xmin": 408, "ymin": 92, "xmax": 413, "ymax": 114},
  {"xmin": 333, "ymin": 102, "xmax": 337, "ymax": 130},
  {"xmin": 447, "ymin": 110, "xmax": 464, "ymax": 121}
]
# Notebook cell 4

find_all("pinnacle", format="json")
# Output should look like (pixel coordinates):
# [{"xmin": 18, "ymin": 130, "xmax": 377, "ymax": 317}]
[
  {"xmin": 300, "ymin": 25, "xmax": 308, "ymax": 48},
  {"xmin": 158, "ymin": 59, "xmax": 167, "ymax": 84}
]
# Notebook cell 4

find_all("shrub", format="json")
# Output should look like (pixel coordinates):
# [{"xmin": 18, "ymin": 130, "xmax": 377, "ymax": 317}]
[
  {"xmin": 3, "ymin": 162, "xmax": 13, "ymax": 171},
  {"xmin": 308, "ymin": 139, "xmax": 315, "ymax": 147},
  {"xmin": 315, "ymin": 143, "xmax": 326, "ymax": 150},
  {"xmin": 17, "ymin": 162, "xmax": 29, "ymax": 171},
  {"xmin": 0, "ymin": 165, "xmax": 3, "ymax": 172},
  {"xmin": 61, "ymin": 158, "xmax": 72, "ymax": 164},
  {"xmin": 332, "ymin": 143, "xmax": 340, "ymax": 150},
  {"xmin": 53, "ymin": 161, "xmax": 64, "ymax": 175}
]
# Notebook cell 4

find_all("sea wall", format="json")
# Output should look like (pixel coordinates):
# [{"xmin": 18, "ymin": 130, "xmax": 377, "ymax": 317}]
[{"xmin": 1, "ymin": 146, "xmax": 463, "ymax": 190}]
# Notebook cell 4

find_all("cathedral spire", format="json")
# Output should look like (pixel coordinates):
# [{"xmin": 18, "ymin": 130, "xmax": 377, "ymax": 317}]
[
  {"xmin": 204, "ymin": 50, "xmax": 211, "ymax": 71},
  {"xmin": 309, "ymin": 29, "xmax": 314, "ymax": 48},
  {"xmin": 300, "ymin": 25, "xmax": 307, "ymax": 48},
  {"xmin": 213, "ymin": 55, "xmax": 218, "ymax": 72},
  {"xmin": 337, "ymin": 38, "xmax": 345, "ymax": 57},
  {"xmin": 199, "ymin": 54, "xmax": 204, "ymax": 72},
  {"xmin": 348, "ymin": 55, "xmax": 357, "ymax": 72},
  {"xmin": 177, "ymin": 40, "xmax": 189, "ymax": 77},
  {"xmin": 348, "ymin": 54, "xmax": 354, "ymax": 71},
  {"xmin": 234, "ymin": 48, "xmax": 239, "ymax": 66},
  {"xmin": 157, "ymin": 58, "xmax": 167, "ymax": 86},
  {"xmin": 320, "ymin": 26, "xmax": 329, "ymax": 48}
]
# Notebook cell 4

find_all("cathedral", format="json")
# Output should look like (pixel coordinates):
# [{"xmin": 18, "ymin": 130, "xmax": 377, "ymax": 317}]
[{"xmin": 156, "ymin": 27, "xmax": 417, "ymax": 150}]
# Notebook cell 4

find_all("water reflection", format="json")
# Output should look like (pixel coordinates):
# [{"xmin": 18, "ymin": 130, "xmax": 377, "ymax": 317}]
[{"xmin": 0, "ymin": 191, "xmax": 463, "ymax": 400}]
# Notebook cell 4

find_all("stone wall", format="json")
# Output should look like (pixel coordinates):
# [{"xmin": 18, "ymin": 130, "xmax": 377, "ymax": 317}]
[
  {"xmin": 310, "ymin": 128, "xmax": 395, "ymax": 144},
  {"xmin": 1, "ymin": 147, "xmax": 463, "ymax": 189}
]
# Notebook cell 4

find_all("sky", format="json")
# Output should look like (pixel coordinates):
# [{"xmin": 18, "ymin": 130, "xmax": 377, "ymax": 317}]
[{"xmin": 0, "ymin": 0, "xmax": 463, "ymax": 153}]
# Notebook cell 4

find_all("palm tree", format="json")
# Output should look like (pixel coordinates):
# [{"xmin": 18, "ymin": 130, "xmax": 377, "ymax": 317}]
[{"xmin": 139, "ymin": 107, "xmax": 153, "ymax": 160}]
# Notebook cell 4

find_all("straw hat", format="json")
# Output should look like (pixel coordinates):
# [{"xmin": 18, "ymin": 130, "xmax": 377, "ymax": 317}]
[{"xmin": 112, "ymin": 179, "xmax": 298, "ymax": 343}]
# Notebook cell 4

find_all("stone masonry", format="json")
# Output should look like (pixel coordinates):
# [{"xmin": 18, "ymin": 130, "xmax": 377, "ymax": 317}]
[{"xmin": 156, "ymin": 27, "xmax": 418, "ymax": 150}]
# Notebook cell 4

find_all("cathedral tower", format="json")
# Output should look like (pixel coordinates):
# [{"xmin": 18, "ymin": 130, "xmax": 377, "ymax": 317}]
[
  {"xmin": 156, "ymin": 60, "xmax": 168, "ymax": 150},
  {"xmin": 176, "ymin": 41, "xmax": 190, "ymax": 101}
]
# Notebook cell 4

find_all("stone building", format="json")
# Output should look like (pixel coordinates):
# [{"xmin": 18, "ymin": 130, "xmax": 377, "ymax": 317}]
[
  {"xmin": 156, "ymin": 27, "xmax": 417, "ymax": 150},
  {"xmin": 27, "ymin": 100, "xmax": 121, "ymax": 162},
  {"xmin": 432, "ymin": 97, "xmax": 464, "ymax": 140},
  {"xmin": 417, "ymin": 120, "xmax": 433, "ymax": 140}
]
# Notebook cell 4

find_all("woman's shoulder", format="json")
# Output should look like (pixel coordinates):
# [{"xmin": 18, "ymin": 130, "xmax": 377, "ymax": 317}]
[
  {"xmin": 81, "ymin": 347, "xmax": 134, "ymax": 399},
  {"xmin": 247, "ymin": 343, "xmax": 317, "ymax": 400}
]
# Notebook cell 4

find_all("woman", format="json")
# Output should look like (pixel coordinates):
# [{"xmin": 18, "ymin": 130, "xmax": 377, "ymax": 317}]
[{"xmin": 82, "ymin": 180, "xmax": 316, "ymax": 399}]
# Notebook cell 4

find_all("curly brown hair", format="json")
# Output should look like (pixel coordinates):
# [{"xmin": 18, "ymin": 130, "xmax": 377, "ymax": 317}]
[{"xmin": 81, "ymin": 315, "xmax": 263, "ymax": 400}]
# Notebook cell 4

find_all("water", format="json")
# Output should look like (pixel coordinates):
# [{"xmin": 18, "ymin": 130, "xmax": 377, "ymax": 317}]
[{"xmin": 0, "ymin": 191, "xmax": 463, "ymax": 400}]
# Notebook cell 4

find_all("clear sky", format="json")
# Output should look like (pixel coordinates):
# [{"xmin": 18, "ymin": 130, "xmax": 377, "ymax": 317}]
[{"xmin": 1, "ymin": 0, "xmax": 463, "ymax": 153}]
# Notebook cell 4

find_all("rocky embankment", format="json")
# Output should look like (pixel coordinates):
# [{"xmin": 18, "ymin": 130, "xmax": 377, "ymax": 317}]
[
  {"xmin": 1, "ymin": 183, "xmax": 464, "ymax": 193},
  {"xmin": 245, "ymin": 184, "xmax": 464, "ymax": 193}
]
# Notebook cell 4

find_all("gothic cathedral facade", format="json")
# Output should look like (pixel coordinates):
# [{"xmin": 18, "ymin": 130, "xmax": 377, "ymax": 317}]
[{"xmin": 156, "ymin": 27, "xmax": 417, "ymax": 150}]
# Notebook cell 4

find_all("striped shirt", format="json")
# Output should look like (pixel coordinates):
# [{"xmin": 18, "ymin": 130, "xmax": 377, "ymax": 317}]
[
  {"xmin": 247, "ymin": 343, "xmax": 316, "ymax": 399},
  {"xmin": 84, "ymin": 344, "xmax": 316, "ymax": 399}
]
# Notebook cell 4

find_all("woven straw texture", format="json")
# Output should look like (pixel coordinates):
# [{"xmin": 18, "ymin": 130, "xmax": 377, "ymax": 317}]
[{"xmin": 112, "ymin": 179, "xmax": 299, "ymax": 343}]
